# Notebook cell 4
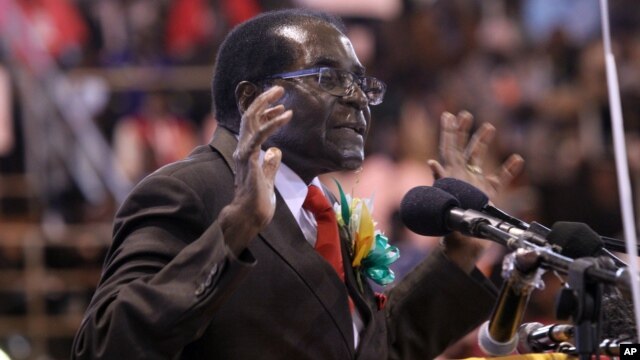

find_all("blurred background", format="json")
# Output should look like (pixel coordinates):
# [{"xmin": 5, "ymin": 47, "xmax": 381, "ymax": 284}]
[{"xmin": 1, "ymin": 0, "xmax": 640, "ymax": 358}]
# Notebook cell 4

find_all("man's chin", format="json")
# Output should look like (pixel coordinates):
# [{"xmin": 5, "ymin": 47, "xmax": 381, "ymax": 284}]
[{"xmin": 337, "ymin": 154, "xmax": 364, "ymax": 171}]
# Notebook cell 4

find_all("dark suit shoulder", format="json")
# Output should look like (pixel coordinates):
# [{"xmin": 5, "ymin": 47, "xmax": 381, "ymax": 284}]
[
  {"xmin": 115, "ymin": 144, "xmax": 235, "ymax": 238},
  {"xmin": 132, "ymin": 144, "xmax": 233, "ymax": 197},
  {"xmin": 152, "ymin": 144, "xmax": 226, "ymax": 178}
]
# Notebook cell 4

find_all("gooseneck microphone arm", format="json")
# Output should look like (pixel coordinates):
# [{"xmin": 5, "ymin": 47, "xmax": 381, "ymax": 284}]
[
  {"xmin": 446, "ymin": 208, "xmax": 513, "ymax": 246},
  {"xmin": 602, "ymin": 235, "xmax": 640, "ymax": 254},
  {"xmin": 446, "ymin": 207, "xmax": 549, "ymax": 248},
  {"xmin": 457, "ymin": 216, "xmax": 632, "ymax": 290},
  {"xmin": 522, "ymin": 242, "xmax": 630, "ymax": 290},
  {"xmin": 502, "ymin": 234, "xmax": 631, "ymax": 290},
  {"xmin": 433, "ymin": 177, "xmax": 632, "ymax": 265},
  {"xmin": 482, "ymin": 204, "xmax": 531, "ymax": 230}
]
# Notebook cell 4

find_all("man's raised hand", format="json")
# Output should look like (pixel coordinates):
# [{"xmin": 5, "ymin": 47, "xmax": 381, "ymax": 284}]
[{"xmin": 220, "ymin": 86, "xmax": 292, "ymax": 256}]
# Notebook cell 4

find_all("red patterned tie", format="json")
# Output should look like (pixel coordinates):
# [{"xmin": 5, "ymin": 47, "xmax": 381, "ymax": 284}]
[{"xmin": 303, "ymin": 185, "xmax": 345, "ymax": 281}]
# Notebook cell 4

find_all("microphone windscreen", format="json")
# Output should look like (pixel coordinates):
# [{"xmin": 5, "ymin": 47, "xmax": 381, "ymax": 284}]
[
  {"xmin": 433, "ymin": 177, "xmax": 489, "ymax": 210},
  {"xmin": 547, "ymin": 222, "xmax": 604, "ymax": 258},
  {"xmin": 400, "ymin": 186, "xmax": 460, "ymax": 236}
]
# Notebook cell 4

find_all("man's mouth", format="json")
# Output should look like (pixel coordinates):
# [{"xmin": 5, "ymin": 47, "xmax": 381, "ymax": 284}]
[{"xmin": 333, "ymin": 123, "xmax": 365, "ymax": 136}]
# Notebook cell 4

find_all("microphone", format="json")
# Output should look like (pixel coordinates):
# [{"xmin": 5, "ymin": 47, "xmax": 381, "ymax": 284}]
[
  {"xmin": 478, "ymin": 249, "xmax": 544, "ymax": 356},
  {"xmin": 433, "ymin": 178, "xmax": 626, "ymax": 264},
  {"xmin": 434, "ymin": 178, "xmax": 531, "ymax": 230},
  {"xmin": 428, "ymin": 179, "xmax": 548, "ymax": 246},
  {"xmin": 401, "ymin": 183, "xmax": 633, "ymax": 355},
  {"xmin": 548, "ymin": 222, "xmax": 626, "ymax": 267},
  {"xmin": 433, "ymin": 177, "xmax": 488, "ymax": 211},
  {"xmin": 550, "ymin": 223, "xmax": 636, "ymax": 340},
  {"xmin": 399, "ymin": 186, "xmax": 516, "ymax": 246},
  {"xmin": 517, "ymin": 322, "xmax": 574, "ymax": 353},
  {"xmin": 399, "ymin": 186, "xmax": 460, "ymax": 237},
  {"xmin": 548, "ymin": 222, "xmax": 606, "ymax": 258},
  {"xmin": 399, "ymin": 185, "xmax": 631, "ymax": 287}
]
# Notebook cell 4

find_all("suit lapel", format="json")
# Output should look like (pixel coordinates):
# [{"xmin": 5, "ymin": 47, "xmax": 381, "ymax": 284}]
[
  {"xmin": 208, "ymin": 127, "xmax": 239, "ymax": 175},
  {"xmin": 209, "ymin": 128, "xmax": 356, "ymax": 356},
  {"xmin": 261, "ymin": 194, "xmax": 355, "ymax": 354},
  {"xmin": 339, "ymin": 215, "xmax": 376, "ymax": 330},
  {"xmin": 340, "ymin": 225, "xmax": 373, "ymax": 322}
]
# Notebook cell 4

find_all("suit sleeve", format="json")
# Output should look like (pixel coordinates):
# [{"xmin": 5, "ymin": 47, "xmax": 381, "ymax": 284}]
[
  {"xmin": 72, "ymin": 174, "xmax": 254, "ymax": 359},
  {"xmin": 385, "ymin": 247, "xmax": 497, "ymax": 360}
]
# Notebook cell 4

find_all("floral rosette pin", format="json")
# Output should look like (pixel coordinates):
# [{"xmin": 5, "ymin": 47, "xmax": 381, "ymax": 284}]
[{"xmin": 333, "ymin": 180, "xmax": 400, "ymax": 288}]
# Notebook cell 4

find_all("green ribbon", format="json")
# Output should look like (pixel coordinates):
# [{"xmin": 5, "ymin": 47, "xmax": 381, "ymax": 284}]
[
  {"xmin": 333, "ymin": 179, "xmax": 351, "ymax": 226},
  {"xmin": 361, "ymin": 234, "xmax": 400, "ymax": 285}
]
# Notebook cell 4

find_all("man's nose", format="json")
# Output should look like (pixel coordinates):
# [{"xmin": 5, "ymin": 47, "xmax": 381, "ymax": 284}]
[{"xmin": 340, "ymin": 84, "xmax": 369, "ymax": 110}]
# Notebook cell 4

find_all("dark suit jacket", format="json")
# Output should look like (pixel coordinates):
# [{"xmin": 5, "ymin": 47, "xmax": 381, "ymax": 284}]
[{"xmin": 72, "ymin": 127, "xmax": 497, "ymax": 359}]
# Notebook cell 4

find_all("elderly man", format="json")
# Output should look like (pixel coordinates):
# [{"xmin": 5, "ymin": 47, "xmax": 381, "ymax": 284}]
[{"xmin": 72, "ymin": 9, "xmax": 523, "ymax": 359}]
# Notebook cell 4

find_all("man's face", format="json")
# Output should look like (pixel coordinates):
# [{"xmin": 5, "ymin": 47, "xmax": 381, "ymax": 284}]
[{"xmin": 263, "ymin": 21, "xmax": 372, "ymax": 182}]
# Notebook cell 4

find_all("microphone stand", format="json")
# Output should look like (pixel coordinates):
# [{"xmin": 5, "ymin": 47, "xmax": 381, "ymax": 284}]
[
  {"xmin": 465, "ymin": 221, "xmax": 632, "ymax": 359},
  {"xmin": 486, "ymin": 225, "xmax": 630, "ymax": 290},
  {"xmin": 555, "ymin": 258, "xmax": 605, "ymax": 360},
  {"xmin": 459, "ymin": 217, "xmax": 630, "ymax": 289}
]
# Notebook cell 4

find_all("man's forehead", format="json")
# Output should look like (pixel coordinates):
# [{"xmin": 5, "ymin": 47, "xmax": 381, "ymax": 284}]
[{"xmin": 273, "ymin": 22, "xmax": 358, "ymax": 69}]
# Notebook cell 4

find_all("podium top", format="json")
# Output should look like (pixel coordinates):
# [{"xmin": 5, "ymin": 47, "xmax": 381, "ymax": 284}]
[{"xmin": 462, "ymin": 354, "xmax": 573, "ymax": 360}]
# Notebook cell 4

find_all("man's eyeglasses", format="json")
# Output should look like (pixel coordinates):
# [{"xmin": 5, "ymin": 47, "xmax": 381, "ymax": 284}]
[{"xmin": 266, "ymin": 67, "xmax": 387, "ymax": 106}]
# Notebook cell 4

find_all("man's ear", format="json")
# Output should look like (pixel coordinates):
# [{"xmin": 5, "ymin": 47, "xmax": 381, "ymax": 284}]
[{"xmin": 235, "ymin": 81, "xmax": 259, "ymax": 115}]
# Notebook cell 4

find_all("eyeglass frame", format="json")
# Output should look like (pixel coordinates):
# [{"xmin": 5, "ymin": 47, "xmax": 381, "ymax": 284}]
[{"xmin": 264, "ymin": 67, "xmax": 387, "ymax": 106}]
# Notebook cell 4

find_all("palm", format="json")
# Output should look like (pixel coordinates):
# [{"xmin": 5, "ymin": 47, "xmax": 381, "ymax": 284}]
[
  {"xmin": 428, "ymin": 111, "xmax": 525, "ymax": 265},
  {"xmin": 428, "ymin": 111, "xmax": 523, "ymax": 200},
  {"xmin": 233, "ymin": 86, "xmax": 292, "ymax": 227}
]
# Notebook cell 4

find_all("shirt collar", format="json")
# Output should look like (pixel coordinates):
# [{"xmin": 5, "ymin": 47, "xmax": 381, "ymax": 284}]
[{"xmin": 259, "ymin": 151, "xmax": 323, "ymax": 220}]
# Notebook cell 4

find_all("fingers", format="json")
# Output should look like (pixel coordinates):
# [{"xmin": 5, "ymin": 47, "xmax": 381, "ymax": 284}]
[
  {"xmin": 456, "ymin": 111, "xmax": 473, "ymax": 150},
  {"xmin": 248, "ymin": 86, "xmax": 285, "ymax": 113},
  {"xmin": 464, "ymin": 122, "xmax": 495, "ymax": 167},
  {"xmin": 262, "ymin": 104, "xmax": 286, "ymax": 120},
  {"xmin": 427, "ymin": 159, "xmax": 446, "ymax": 180},
  {"xmin": 436, "ymin": 110, "xmax": 526, "ymax": 195},
  {"xmin": 482, "ymin": 154, "xmax": 525, "ymax": 194},
  {"xmin": 262, "ymin": 147, "xmax": 282, "ymax": 184},
  {"xmin": 439, "ymin": 112, "xmax": 462, "ymax": 166},
  {"xmin": 248, "ymin": 109, "xmax": 292, "ymax": 150},
  {"xmin": 242, "ymin": 86, "xmax": 287, "ymax": 135},
  {"xmin": 496, "ymin": 154, "xmax": 524, "ymax": 186},
  {"xmin": 440, "ymin": 111, "xmax": 475, "ymax": 167},
  {"xmin": 236, "ymin": 86, "xmax": 292, "ymax": 161}
]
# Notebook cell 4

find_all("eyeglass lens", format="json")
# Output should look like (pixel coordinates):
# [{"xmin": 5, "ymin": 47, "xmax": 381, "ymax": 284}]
[{"xmin": 317, "ymin": 68, "xmax": 385, "ymax": 105}]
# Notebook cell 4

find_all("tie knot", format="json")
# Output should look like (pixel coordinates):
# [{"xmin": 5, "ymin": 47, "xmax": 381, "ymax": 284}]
[{"xmin": 303, "ymin": 185, "xmax": 333, "ymax": 216}]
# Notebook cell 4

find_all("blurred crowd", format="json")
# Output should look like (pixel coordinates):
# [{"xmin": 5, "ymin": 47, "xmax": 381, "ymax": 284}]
[
  {"xmin": 1, "ymin": 0, "xmax": 640, "ymax": 358},
  {"xmin": 0, "ymin": 0, "xmax": 636, "ymax": 229}
]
